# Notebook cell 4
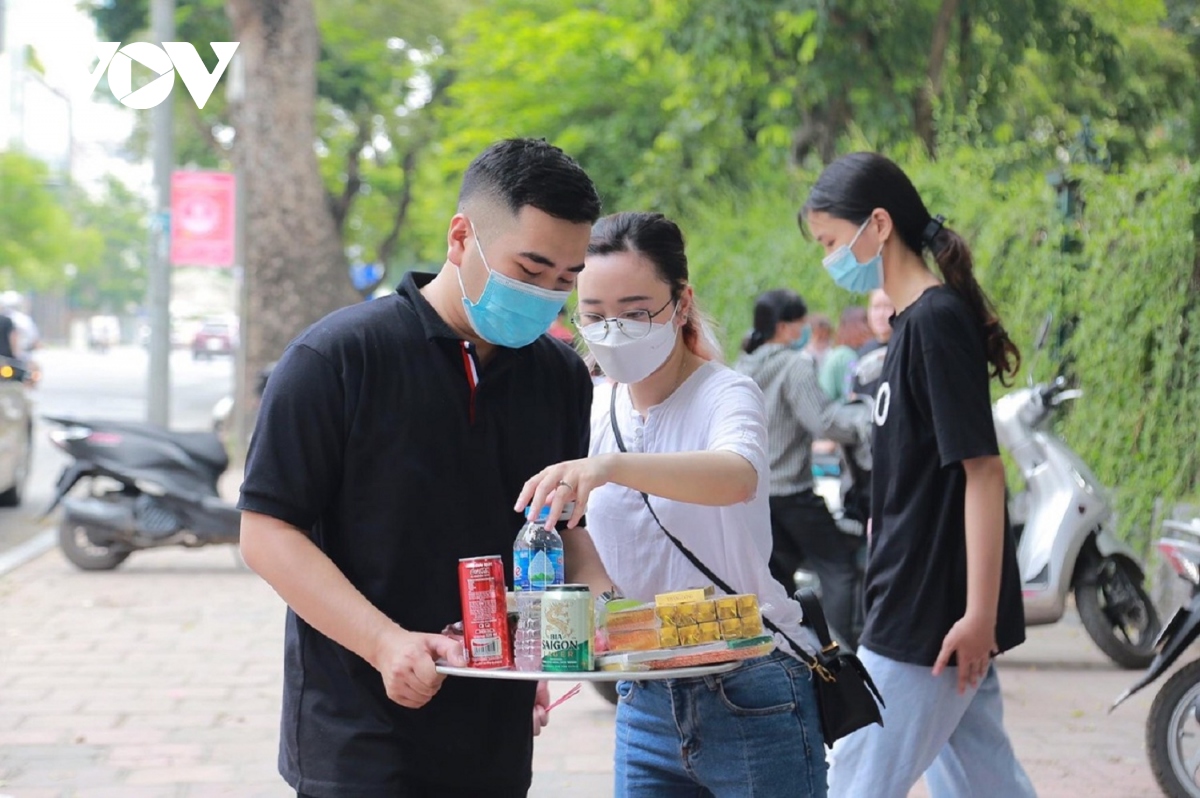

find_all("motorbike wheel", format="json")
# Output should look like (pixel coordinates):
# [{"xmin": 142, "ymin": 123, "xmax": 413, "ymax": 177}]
[
  {"xmin": 1147, "ymin": 659, "xmax": 1200, "ymax": 798},
  {"xmin": 592, "ymin": 681, "xmax": 619, "ymax": 707},
  {"xmin": 57, "ymin": 520, "xmax": 131, "ymax": 571},
  {"xmin": 1075, "ymin": 554, "xmax": 1160, "ymax": 670}
]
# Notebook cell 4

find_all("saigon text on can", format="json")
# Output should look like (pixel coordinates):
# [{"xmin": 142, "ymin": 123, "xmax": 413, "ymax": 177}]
[{"xmin": 540, "ymin": 584, "xmax": 593, "ymax": 672}]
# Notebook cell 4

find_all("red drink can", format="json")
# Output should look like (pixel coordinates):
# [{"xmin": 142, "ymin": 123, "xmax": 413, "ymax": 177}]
[{"xmin": 458, "ymin": 555, "xmax": 513, "ymax": 669}]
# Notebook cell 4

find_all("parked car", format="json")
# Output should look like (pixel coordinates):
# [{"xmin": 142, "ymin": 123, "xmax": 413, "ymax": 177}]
[
  {"xmin": 0, "ymin": 357, "xmax": 33, "ymax": 506},
  {"xmin": 192, "ymin": 320, "xmax": 237, "ymax": 360}
]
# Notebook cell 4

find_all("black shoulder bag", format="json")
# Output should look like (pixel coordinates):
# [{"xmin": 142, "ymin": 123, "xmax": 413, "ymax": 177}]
[{"xmin": 608, "ymin": 387, "xmax": 884, "ymax": 746}]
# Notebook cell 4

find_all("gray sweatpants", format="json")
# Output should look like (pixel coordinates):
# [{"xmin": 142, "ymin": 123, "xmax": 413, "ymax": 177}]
[{"xmin": 827, "ymin": 647, "xmax": 1037, "ymax": 798}]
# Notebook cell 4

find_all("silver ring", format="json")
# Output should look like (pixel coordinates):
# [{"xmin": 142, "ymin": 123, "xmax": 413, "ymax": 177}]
[{"xmin": 557, "ymin": 480, "xmax": 574, "ymax": 492}]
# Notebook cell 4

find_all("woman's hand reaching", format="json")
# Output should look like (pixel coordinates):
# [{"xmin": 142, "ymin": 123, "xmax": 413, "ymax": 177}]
[{"xmin": 515, "ymin": 455, "xmax": 617, "ymax": 529}]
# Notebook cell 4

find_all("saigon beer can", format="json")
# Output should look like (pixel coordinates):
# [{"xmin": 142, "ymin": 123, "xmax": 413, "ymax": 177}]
[
  {"xmin": 540, "ymin": 584, "xmax": 594, "ymax": 672},
  {"xmin": 458, "ymin": 555, "xmax": 513, "ymax": 669}
]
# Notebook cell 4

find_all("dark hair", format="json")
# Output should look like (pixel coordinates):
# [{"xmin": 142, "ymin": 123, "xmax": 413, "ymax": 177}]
[
  {"xmin": 802, "ymin": 152, "xmax": 1020, "ymax": 384},
  {"xmin": 743, "ymin": 289, "xmax": 807, "ymax": 354},
  {"xmin": 588, "ymin": 212, "xmax": 718, "ymax": 360},
  {"xmin": 458, "ymin": 138, "xmax": 601, "ymax": 224}
]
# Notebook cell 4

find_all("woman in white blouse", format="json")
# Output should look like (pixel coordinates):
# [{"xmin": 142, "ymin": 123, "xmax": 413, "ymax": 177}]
[{"xmin": 516, "ymin": 211, "xmax": 827, "ymax": 797}]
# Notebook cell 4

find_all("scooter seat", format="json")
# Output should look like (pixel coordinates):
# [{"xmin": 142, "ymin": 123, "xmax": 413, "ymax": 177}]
[{"xmin": 166, "ymin": 432, "xmax": 230, "ymax": 472}]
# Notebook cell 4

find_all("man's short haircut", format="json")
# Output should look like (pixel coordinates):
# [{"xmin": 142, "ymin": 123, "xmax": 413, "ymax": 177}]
[{"xmin": 458, "ymin": 138, "xmax": 602, "ymax": 225}]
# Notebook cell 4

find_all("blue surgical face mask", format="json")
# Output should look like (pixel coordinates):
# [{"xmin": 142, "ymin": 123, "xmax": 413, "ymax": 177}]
[
  {"xmin": 456, "ymin": 221, "xmax": 571, "ymax": 348},
  {"xmin": 822, "ymin": 219, "xmax": 883, "ymax": 295},
  {"xmin": 788, "ymin": 323, "xmax": 811, "ymax": 350}
]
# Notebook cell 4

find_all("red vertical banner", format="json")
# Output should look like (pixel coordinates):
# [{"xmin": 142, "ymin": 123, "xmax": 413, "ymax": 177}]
[{"xmin": 170, "ymin": 170, "xmax": 236, "ymax": 267}]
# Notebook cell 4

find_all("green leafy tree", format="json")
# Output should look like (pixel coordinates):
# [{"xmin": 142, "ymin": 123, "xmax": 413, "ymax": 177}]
[
  {"xmin": 64, "ymin": 177, "xmax": 150, "ymax": 313},
  {"xmin": 0, "ymin": 152, "xmax": 100, "ymax": 291}
]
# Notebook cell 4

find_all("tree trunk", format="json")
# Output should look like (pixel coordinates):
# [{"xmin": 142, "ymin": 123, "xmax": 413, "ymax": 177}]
[
  {"xmin": 225, "ymin": 0, "xmax": 358, "ymax": 453},
  {"xmin": 914, "ymin": 0, "xmax": 960, "ymax": 158}
]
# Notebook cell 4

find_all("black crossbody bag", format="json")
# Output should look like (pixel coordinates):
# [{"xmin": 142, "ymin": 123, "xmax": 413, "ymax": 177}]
[{"xmin": 608, "ymin": 388, "xmax": 884, "ymax": 746}]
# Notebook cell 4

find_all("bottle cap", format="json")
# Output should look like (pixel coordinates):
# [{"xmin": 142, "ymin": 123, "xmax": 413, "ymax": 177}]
[
  {"xmin": 523, "ymin": 502, "xmax": 576, "ymax": 523},
  {"xmin": 524, "ymin": 505, "xmax": 552, "ymax": 523}
]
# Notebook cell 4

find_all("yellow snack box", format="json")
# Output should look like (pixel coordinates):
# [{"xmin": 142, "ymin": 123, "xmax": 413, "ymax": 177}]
[
  {"xmin": 695, "ymin": 600, "xmax": 717, "ymax": 623},
  {"xmin": 715, "ymin": 597, "xmax": 739, "ymax": 620},
  {"xmin": 698, "ymin": 621, "xmax": 722, "ymax": 642},
  {"xmin": 720, "ymin": 618, "xmax": 744, "ymax": 639},
  {"xmin": 659, "ymin": 627, "xmax": 681, "ymax": 648},
  {"xmin": 678, "ymin": 623, "xmax": 701, "ymax": 646},
  {"xmin": 740, "ymin": 614, "xmax": 763, "ymax": 637},
  {"xmin": 674, "ymin": 602, "xmax": 698, "ymax": 626},
  {"xmin": 655, "ymin": 586, "xmax": 715, "ymax": 606},
  {"xmin": 736, "ymin": 594, "xmax": 760, "ymax": 617},
  {"xmin": 656, "ymin": 605, "xmax": 680, "ymax": 627}
]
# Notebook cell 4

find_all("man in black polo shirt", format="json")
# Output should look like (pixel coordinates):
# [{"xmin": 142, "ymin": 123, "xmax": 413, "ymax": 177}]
[{"xmin": 238, "ymin": 139, "xmax": 603, "ymax": 797}]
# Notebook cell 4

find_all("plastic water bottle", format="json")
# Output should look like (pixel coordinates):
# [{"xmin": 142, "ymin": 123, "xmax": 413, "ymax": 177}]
[{"xmin": 513, "ymin": 506, "xmax": 565, "ymax": 671}]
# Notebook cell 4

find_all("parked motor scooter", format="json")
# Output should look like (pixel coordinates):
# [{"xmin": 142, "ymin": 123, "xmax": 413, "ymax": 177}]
[
  {"xmin": 1112, "ymin": 519, "xmax": 1200, "ymax": 797},
  {"xmin": 996, "ymin": 316, "xmax": 1159, "ymax": 669},
  {"xmin": 41, "ymin": 416, "xmax": 240, "ymax": 570}
]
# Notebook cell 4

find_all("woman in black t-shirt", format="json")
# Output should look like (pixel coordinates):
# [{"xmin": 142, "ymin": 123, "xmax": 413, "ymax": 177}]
[{"xmin": 801, "ymin": 152, "xmax": 1035, "ymax": 798}]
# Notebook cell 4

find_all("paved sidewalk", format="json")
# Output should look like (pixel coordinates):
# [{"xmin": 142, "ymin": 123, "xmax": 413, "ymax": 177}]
[{"xmin": 0, "ymin": 543, "xmax": 1170, "ymax": 797}]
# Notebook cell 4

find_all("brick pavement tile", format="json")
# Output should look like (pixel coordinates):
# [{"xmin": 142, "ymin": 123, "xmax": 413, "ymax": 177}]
[
  {"xmin": 120, "ymin": 712, "xmax": 220, "ymax": 730},
  {"xmin": 124, "ymin": 765, "xmax": 238, "ymax": 786},
  {"xmin": 65, "ymin": 728, "xmax": 170, "ymax": 746},
  {"xmin": 18, "ymin": 713, "xmax": 120, "ymax": 732},
  {"xmin": 183, "ymin": 786, "xmax": 291, "ymax": 798},
  {"xmin": 75, "ymin": 787, "xmax": 184, "ymax": 798},
  {"xmin": 0, "ymin": 730, "xmax": 63, "ymax": 745},
  {"xmin": 528, "ymin": 772, "xmax": 613, "ymax": 796}
]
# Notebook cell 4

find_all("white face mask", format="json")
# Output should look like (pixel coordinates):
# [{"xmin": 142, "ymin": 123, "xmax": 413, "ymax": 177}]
[{"xmin": 582, "ymin": 304, "xmax": 679, "ymax": 384}]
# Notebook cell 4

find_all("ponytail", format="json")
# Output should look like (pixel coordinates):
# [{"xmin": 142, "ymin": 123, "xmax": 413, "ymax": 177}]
[
  {"xmin": 926, "ymin": 224, "xmax": 1021, "ymax": 385},
  {"xmin": 744, "ymin": 288, "xmax": 807, "ymax": 355},
  {"xmin": 743, "ymin": 329, "xmax": 768, "ymax": 354}
]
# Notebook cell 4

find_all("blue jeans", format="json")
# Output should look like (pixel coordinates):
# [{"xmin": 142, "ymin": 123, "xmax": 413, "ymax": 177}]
[
  {"xmin": 827, "ymin": 647, "xmax": 1036, "ymax": 798},
  {"xmin": 614, "ymin": 650, "xmax": 827, "ymax": 797}
]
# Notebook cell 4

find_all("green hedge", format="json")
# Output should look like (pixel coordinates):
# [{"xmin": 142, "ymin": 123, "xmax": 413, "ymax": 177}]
[{"xmin": 680, "ymin": 154, "xmax": 1200, "ymax": 552}]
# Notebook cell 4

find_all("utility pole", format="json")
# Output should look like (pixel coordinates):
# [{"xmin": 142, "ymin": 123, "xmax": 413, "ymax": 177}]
[{"xmin": 147, "ymin": 0, "xmax": 174, "ymax": 426}]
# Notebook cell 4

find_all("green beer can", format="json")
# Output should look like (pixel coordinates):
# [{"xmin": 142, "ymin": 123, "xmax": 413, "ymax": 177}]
[{"xmin": 540, "ymin": 584, "xmax": 593, "ymax": 672}]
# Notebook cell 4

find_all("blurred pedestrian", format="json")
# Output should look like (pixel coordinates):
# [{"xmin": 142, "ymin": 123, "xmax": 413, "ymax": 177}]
[
  {"xmin": 237, "ymin": 138, "xmax": 602, "ymax": 798},
  {"xmin": 819, "ymin": 306, "xmax": 871, "ymax": 402},
  {"xmin": 1, "ymin": 291, "xmax": 39, "ymax": 361},
  {"xmin": 850, "ymin": 289, "xmax": 896, "ymax": 399},
  {"xmin": 735, "ymin": 288, "xmax": 871, "ymax": 648},
  {"xmin": 805, "ymin": 312, "xmax": 834, "ymax": 367},
  {"xmin": 0, "ymin": 309, "xmax": 15, "ymax": 361}
]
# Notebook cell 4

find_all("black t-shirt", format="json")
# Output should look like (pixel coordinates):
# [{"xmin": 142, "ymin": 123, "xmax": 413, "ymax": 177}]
[
  {"xmin": 0, "ymin": 314, "xmax": 14, "ymax": 359},
  {"xmin": 238, "ymin": 272, "xmax": 593, "ymax": 797},
  {"xmin": 861, "ymin": 286, "xmax": 1025, "ymax": 666}
]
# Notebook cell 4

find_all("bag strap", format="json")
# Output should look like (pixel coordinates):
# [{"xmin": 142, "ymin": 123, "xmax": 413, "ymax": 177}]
[
  {"xmin": 795, "ymin": 588, "xmax": 834, "ymax": 650},
  {"xmin": 608, "ymin": 386, "xmax": 818, "ymax": 669}
]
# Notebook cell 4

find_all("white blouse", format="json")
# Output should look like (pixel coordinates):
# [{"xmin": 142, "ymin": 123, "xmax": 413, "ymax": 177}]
[{"xmin": 587, "ymin": 361, "xmax": 818, "ymax": 658}]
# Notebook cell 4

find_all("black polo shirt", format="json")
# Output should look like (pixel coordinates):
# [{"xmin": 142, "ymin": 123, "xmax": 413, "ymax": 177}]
[{"xmin": 238, "ymin": 272, "xmax": 592, "ymax": 797}]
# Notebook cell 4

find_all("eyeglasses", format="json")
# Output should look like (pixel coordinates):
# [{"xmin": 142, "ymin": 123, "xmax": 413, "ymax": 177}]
[{"xmin": 573, "ymin": 297, "xmax": 676, "ymax": 342}]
